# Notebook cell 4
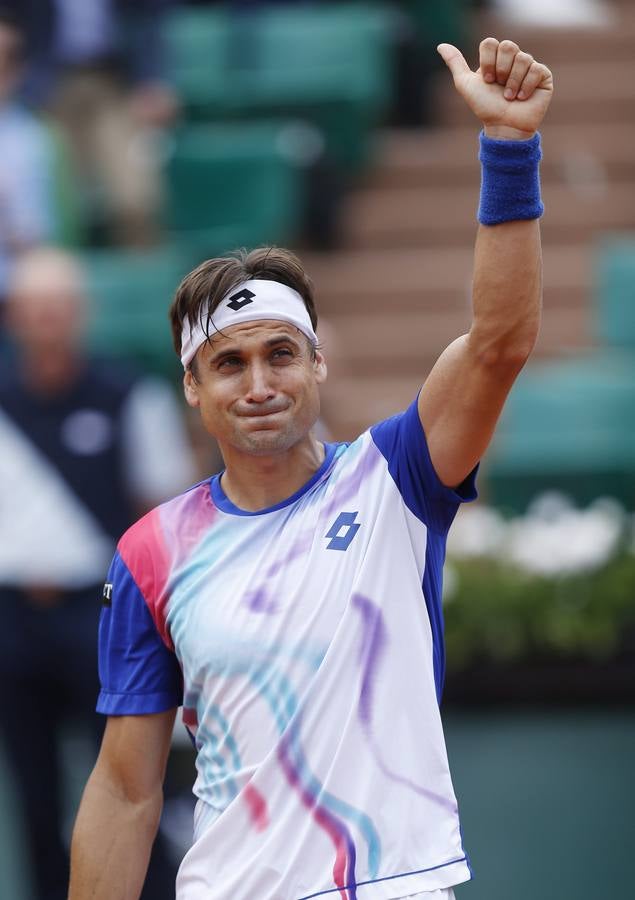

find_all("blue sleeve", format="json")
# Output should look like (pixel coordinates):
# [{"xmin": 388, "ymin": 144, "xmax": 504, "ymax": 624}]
[
  {"xmin": 97, "ymin": 551, "xmax": 183, "ymax": 715},
  {"xmin": 370, "ymin": 395, "xmax": 478, "ymax": 534}
]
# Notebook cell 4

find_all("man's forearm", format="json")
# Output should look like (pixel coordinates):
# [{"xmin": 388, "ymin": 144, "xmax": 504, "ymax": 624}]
[
  {"xmin": 69, "ymin": 769, "xmax": 162, "ymax": 899},
  {"xmin": 469, "ymin": 216, "xmax": 542, "ymax": 368}
]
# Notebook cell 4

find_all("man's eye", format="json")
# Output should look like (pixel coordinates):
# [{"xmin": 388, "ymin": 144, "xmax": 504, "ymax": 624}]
[
  {"xmin": 218, "ymin": 357, "xmax": 242, "ymax": 369},
  {"xmin": 272, "ymin": 348, "xmax": 293, "ymax": 360}
]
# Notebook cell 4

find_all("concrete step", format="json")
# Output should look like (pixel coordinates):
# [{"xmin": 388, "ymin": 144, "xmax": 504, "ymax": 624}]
[
  {"xmin": 309, "ymin": 243, "xmax": 593, "ymax": 432},
  {"xmin": 322, "ymin": 374, "xmax": 421, "ymax": 438},
  {"xmin": 319, "ymin": 301, "xmax": 591, "ymax": 380},
  {"xmin": 323, "ymin": 300, "xmax": 596, "ymax": 439},
  {"xmin": 341, "ymin": 181, "xmax": 635, "ymax": 249},
  {"xmin": 304, "ymin": 244, "xmax": 590, "ymax": 313},
  {"xmin": 369, "ymin": 122, "xmax": 635, "ymax": 190}
]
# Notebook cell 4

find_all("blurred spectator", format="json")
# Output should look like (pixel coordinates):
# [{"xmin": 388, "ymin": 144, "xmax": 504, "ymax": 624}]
[
  {"xmin": 0, "ymin": 246, "xmax": 196, "ymax": 899},
  {"xmin": 7, "ymin": 0, "xmax": 179, "ymax": 246},
  {"xmin": 0, "ymin": 10, "xmax": 57, "ymax": 312}
]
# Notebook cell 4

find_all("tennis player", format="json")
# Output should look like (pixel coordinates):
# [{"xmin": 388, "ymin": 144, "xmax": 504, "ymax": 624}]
[{"xmin": 69, "ymin": 37, "xmax": 553, "ymax": 900}]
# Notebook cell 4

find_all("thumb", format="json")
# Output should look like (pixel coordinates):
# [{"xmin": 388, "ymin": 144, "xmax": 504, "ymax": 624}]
[{"xmin": 437, "ymin": 43, "xmax": 471, "ymax": 85}]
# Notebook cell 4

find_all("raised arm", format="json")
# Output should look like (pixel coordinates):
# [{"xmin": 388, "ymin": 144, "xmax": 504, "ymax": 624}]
[
  {"xmin": 69, "ymin": 709, "xmax": 176, "ymax": 900},
  {"xmin": 418, "ymin": 38, "xmax": 553, "ymax": 488}
]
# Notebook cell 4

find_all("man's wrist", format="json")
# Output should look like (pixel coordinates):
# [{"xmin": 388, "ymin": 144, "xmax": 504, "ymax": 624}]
[
  {"xmin": 478, "ymin": 130, "xmax": 544, "ymax": 225},
  {"xmin": 483, "ymin": 124, "xmax": 537, "ymax": 141}
]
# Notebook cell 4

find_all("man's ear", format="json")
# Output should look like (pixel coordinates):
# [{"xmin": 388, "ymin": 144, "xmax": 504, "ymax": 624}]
[
  {"xmin": 314, "ymin": 349, "xmax": 327, "ymax": 385},
  {"xmin": 183, "ymin": 368, "xmax": 200, "ymax": 408}
]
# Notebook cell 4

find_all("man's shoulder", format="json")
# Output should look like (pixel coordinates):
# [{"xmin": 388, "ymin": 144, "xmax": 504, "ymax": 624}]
[{"xmin": 118, "ymin": 477, "xmax": 212, "ymax": 569}]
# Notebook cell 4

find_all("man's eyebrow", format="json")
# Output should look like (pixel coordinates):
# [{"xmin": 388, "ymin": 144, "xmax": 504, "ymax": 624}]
[
  {"xmin": 263, "ymin": 333, "xmax": 302, "ymax": 348},
  {"xmin": 208, "ymin": 333, "xmax": 302, "ymax": 363},
  {"xmin": 207, "ymin": 344, "xmax": 243, "ymax": 364}
]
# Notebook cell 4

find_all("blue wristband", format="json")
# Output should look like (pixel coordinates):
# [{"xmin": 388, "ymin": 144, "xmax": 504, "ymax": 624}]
[{"xmin": 478, "ymin": 131, "xmax": 544, "ymax": 226}]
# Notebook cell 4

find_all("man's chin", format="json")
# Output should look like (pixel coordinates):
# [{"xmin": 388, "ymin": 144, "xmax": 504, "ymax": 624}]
[{"xmin": 236, "ymin": 428, "xmax": 297, "ymax": 456}]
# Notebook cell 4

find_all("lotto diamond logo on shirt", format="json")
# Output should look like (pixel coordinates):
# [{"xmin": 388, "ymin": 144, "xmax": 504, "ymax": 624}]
[{"xmin": 325, "ymin": 512, "xmax": 361, "ymax": 551}]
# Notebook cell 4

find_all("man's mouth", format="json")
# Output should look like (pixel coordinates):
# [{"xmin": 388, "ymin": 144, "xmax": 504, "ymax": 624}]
[{"xmin": 238, "ymin": 404, "xmax": 288, "ymax": 418}]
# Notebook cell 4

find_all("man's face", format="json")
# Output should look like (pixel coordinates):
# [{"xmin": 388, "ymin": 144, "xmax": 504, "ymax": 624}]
[
  {"xmin": 183, "ymin": 319, "xmax": 327, "ymax": 457},
  {"xmin": 7, "ymin": 259, "xmax": 86, "ymax": 358}
]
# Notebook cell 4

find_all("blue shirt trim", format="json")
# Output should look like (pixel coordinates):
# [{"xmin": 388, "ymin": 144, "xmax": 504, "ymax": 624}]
[
  {"xmin": 370, "ymin": 396, "xmax": 478, "ymax": 534},
  {"xmin": 210, "ymin": 442, "xmax": 341, "ymax": 516},
  {"xmin": 370, "ymin": 396, "xmax": 478, "ymax": 700},
  {"xmin": 423, "ymin": 529, "xmax": 450, "ymax": 701}
]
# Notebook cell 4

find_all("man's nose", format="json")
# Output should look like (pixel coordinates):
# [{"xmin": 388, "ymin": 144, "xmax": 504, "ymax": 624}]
[{"xmin": 244, "ymin": 361, "xmax": 275, "ymax": 403}]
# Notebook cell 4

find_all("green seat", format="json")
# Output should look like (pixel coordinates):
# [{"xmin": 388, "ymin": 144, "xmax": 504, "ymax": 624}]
[
  {"xmin": 240, "ymin": 4, "xmax": 392, "ymax": 172},
  {"xmin": 163, "ymin": 4, "xmax": 393, "ymax": 172},
  {"xmin": 83, "ymin": 246, "xmax": 190, "ymax": 380},
  {"xmin": 486, "ymin": 355, "xmax": 635, "ymax": 512},
  {"xmin": 164, "ymin": 121, "xmax": 308, "ymax": 250},
  {"xmin": 595, "ymin": 237, "xmax": 635, "ymax": 350},
  {"xmin": 163, "ymin": 8, "xmax": 229, "ymax": 114},
  {"xmin": 238, "ymin": 4, "xmax": 390, "ymax": 109}
]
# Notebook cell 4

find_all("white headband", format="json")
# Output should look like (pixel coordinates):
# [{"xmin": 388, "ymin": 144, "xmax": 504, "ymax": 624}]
[{"xmin": 180, "ymin": 279, "xmax": 317, "ymax": 369}]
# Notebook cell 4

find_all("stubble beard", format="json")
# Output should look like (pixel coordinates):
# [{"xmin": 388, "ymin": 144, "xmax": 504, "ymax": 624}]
[
  {"xmin": 230, "ymin": 418, "xmax": 302, "ymax": 456},
  {"xmin": 229, "ymin": 403, "xmax": 320, "ymax": 457}
]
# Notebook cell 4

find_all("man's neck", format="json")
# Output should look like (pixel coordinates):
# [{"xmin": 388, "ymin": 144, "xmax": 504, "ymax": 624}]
[{"xmin": 219, "ymin": 436, "xmax": 326, "ymax": 512}]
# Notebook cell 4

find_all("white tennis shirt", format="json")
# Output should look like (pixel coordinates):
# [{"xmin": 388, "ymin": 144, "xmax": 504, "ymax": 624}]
[{"xmin": 98, "ymin": 397, "xmax": 477, "ymax": 899}]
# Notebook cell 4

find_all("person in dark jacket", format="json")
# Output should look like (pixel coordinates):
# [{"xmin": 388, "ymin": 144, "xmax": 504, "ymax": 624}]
[{"xmin": 0, "ymin": 245, "xmax": 196, "ymax": 899}]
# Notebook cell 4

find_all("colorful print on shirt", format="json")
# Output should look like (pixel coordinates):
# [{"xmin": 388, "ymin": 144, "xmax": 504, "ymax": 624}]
[{"xmin": 97, "ymin": 398, "xmax": 477, "ymax": 899}]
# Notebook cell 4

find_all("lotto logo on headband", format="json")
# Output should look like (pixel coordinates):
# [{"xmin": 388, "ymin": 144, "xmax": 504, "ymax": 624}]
[{"xmin": 227, "ymin": 288, "xmax": 256, "ymax": 312}]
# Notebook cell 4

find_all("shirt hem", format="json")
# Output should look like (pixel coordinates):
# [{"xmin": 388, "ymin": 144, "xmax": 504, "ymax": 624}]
[{"xmin": 296, "ymin": 856, "xmax": 472, "ymax": 899}]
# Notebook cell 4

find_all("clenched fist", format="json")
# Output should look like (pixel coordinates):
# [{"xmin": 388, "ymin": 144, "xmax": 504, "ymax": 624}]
[{"xmin": 437, "ymin": 37, "xmax": 554, "ymax": 140}]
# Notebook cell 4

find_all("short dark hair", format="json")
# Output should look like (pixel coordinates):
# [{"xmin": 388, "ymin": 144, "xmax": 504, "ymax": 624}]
[{"xmin": 169, "ymin": 246, "xmax": 318, "ymax": 365}]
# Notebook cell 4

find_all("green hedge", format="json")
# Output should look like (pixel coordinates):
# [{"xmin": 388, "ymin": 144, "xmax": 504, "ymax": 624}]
[{"xmin": 444, "ymin": 553, "xmax": 635, "ymax": 673}]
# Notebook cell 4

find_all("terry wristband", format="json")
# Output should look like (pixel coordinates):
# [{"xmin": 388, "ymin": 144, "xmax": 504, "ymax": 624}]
[{"xmin": 477, "ymin": 131, "xmax": 544, "ymax": 226}]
